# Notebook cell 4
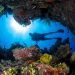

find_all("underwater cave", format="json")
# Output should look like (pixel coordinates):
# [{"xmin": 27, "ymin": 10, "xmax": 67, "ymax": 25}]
[{"xmin": 0, "ymin": 0, "xmax": 75, "ymax": 75}]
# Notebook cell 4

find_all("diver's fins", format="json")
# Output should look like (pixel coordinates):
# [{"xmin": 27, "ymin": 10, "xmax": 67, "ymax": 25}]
[{"xmin": 43, "ymin": 29, "xmax": 64, "ymax": 36}]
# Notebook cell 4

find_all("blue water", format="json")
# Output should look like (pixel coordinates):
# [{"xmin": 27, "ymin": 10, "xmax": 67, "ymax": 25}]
[{"xmin": 0, "ymin": 14, "xmax": 75, "ymax": 52}]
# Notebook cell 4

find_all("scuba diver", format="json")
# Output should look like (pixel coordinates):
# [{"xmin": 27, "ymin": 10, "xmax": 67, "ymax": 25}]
[{"xmin": 29, "ymin": 29, "xmax": 64, "ymax": 44}]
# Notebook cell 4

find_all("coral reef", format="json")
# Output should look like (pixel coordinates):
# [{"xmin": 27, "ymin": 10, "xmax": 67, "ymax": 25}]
[
  {"xmin": 0, "ymin": 45, "xmax": 74, "ymax": 75},
  {"xmin": 0, "ymin": 61, "xmax": 69, "ymax": 75}
]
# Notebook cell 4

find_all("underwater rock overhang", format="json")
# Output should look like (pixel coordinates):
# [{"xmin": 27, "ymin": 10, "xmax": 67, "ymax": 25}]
[{"xmin": 0, "ymin": 0, "xmax": 75, "ymax": 34}]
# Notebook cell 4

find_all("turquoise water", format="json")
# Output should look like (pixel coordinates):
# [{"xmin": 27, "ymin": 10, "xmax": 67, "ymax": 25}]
[{"xmin": 0, "ymin": 14, "xmax": 75, "ymax": 52}]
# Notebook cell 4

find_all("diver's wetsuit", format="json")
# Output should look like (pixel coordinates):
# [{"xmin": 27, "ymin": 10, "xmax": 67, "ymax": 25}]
[
  {"xmin": 29, "ymin": 29, "xmax": 64, "ymax": 42},
  {"xmin": 30, "ymin": 32, "xmax": 56, "ymax": 41},
  {"xmin": 30, "ymin": 33, "xmax": 51, "ymax": 44}
]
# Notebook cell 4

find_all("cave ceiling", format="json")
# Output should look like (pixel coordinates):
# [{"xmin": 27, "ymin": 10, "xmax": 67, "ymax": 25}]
[{"xmin": 0, "ymin": 0, "xmax": 75, "ymax": 34}]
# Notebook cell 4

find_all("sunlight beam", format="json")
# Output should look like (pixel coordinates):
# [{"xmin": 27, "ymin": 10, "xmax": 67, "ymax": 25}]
[{"xmin": 10, "ymin": 16, "xmax": 31, "ymax": 34}]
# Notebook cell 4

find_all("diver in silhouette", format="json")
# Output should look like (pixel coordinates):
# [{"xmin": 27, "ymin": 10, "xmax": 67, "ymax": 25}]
[{"xmin": 29, "ymin": 29, "xmax": 64, "ymax": 44}]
